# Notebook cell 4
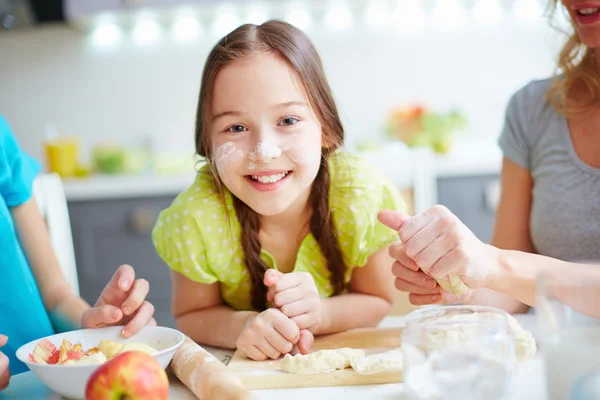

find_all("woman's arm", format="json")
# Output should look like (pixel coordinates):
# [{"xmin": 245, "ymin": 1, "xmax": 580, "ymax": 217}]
[
  {"xmin": 171, "ymin": 271, "xmax": 258, "ymax": 349},
  {"xmin": 11, "ymin": 198, "xmax": 90, "ymax": 330},
  {"xmin": 486, "ymin": 249, "xmax": 600, "ymax": 319},
  {"xmin": 314, "ymin": 244, "xmax": 396, "ymax": 335},
  {"xmin": 466, "ymin": 158, "xmax": 534, "ymax": 313}
]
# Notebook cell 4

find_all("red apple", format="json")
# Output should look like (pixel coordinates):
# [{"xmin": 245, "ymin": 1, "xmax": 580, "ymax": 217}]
[{"xmin": 85, "ymin": 350, "xmax": 169, "ymax": 400}]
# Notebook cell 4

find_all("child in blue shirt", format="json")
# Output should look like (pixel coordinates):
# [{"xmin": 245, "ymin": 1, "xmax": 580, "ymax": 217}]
[{"xmin": 0, "ymin": 116, "xmax": 156, "ymax": 390}]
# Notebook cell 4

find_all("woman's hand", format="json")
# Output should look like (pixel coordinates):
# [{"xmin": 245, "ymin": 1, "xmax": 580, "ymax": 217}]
[
  {"xmin": 378, "ymin": 206, "xmax": 498, "ymax": 304},
  {"xmin": 0, "ymin": 335, "xmax": 10, "ymax": 391},
  {"xmin": 81, "ymin": 265, "xmax": 156, "ymax": 337},
  {"xmin": 387, "ymin": 241, "xmax": 472, "ymax": 305},
  {"xmin": 236, "ymin": 308, "xmax": 301, "ymax": 361},
  {"xmin": 264, "ymin": 269, "xmax": 322, "ymax": 332}
]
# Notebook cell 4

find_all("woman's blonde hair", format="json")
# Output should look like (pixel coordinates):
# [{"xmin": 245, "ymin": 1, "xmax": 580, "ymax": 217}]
[{"xmin": 547, "ymin": 0, "xmax": 600, "ymax": 115}]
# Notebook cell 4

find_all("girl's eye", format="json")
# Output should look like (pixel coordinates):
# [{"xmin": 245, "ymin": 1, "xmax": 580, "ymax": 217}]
[
  {"xmin": 279, "ymin": 117, "xmax": 299, "ymax": 127},
  {"xmin": 226, "ymin": 125, "xmax": 248, "ymax": 133}
]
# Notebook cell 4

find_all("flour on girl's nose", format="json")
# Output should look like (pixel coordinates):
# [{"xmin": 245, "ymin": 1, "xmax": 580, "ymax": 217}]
[
  {"xmin": 215, "ymin": 142, "xmax": 244, "ymax": 171},
  {"xmin": 249, "ymin": 141, "xmax": 282, "ymax": 162}
]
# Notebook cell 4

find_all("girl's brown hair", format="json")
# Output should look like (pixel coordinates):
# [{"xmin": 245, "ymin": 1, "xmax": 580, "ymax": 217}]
[
  {"xmin": 194, "ymin": 20, "xmax": 347, "ymax": 311},
  {"xmin": 547, "ymin": 1, "xmax": 600, "ymax": 115}
]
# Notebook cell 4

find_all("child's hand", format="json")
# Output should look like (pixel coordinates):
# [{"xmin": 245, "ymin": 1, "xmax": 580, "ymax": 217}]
[
  {"xmin": 81, "ymin": 265, "xmax": 157, "ymax": 338},
  {"xmin": 264, "ymin": 269, "xmax": 322, "ymax": 332},
  {"xmin": 0, "ymin": 335, "xmax": 10, "ymax": 391},
  {"xmin": 236, "ymin": 308, "xmax": 301, "ymax": 361}
]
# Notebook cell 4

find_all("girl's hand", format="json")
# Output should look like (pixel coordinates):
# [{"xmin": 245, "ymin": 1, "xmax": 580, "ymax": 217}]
[
  {"xmin": 81, "ymin": 265, "xmax": 157, "ymax": 337},
  {"xmin": 0, "ymin": 335, "xmax": 10, "ymax": 391},
  {"xmin": 378, "ymin": 207, "xmax": 497, "ymax": 303},
  {"xmin": 264, "ymin": 270, "xmax": 322, "ymax": 332},
  {"xmin": 236, "ymin": 308, "xmax": 301, "ymax": 361}
]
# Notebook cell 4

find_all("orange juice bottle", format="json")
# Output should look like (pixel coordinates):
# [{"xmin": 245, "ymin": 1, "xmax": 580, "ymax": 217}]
[{"xmin": 43, "ymin": 123, "xmax": 80, "ymax": 178}]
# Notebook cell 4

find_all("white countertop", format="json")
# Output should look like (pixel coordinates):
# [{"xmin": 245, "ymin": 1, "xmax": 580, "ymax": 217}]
[
  {"xmin": 62, "ymin": 173, "xmax": 196, "ymax": 202},
  {"xmin": 0, "ymin": 315, "xmax": 547, "ymax": 400},
  {"xmin": 61, "ymin": 140, "xmax": 503, "ymax": 202}
]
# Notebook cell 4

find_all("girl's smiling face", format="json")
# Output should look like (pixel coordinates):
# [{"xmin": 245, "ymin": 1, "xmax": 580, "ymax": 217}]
[{"xmin": 209, "ymin": 52, "xmax": 323, "ymax": 217}]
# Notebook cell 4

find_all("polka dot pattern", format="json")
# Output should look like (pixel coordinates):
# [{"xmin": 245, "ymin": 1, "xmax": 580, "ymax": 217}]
[{"xmin": 152, "ymin": 152, "xmax": 407, "ymax": 311}]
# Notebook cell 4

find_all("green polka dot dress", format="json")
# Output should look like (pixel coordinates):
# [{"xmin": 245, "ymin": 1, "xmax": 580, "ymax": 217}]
[{"xmin": 152, "ymin": 151, "xmax": 407, "ymax": 311}]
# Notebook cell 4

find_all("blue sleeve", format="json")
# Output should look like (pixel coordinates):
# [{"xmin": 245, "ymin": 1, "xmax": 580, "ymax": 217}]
[{"xmin": 0, "ymin": 116, "xmax": 42, "ymax": 207}]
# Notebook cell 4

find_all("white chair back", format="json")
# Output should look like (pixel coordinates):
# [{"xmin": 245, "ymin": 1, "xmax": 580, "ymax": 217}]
[{"xmin": 33, "ymin": 173, "xmax": 80, "ymax": 296}]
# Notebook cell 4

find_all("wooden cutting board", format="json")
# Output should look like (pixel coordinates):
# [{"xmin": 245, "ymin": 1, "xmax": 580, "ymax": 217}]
[{"xmin": 227, "ymin": 327, "xmax": 404, "ymax": 390}]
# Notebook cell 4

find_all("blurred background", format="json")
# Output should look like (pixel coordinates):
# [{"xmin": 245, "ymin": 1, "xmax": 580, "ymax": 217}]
[{"xmin": 0, "ymin": 0, "xmax": 568, "ymax": 323}]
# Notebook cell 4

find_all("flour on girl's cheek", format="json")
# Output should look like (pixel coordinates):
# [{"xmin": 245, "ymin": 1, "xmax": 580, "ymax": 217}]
[
  {"xmin": 280, "ymin": 132, "xmax": 321, "ymax": 165},
  {"xmin": 215, "ymin": 142, "xmax": 244, "ymax": 174}
]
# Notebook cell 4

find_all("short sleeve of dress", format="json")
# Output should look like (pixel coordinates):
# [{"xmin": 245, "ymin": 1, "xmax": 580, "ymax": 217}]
[
  {"xmin": 0, "ymin": 116, "xmax": 41, "ymax": 207},
  {"xmin": 152, "ymin": 173, "xmax": 221, "ymax": 284},
  {"xmin": 329, "ymin": 152, "xmax": 407, "ymax": 270}
]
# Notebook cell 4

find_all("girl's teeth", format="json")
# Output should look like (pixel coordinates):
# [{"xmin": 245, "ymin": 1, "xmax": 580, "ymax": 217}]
[
  {"xmin": 252, "ymin": 172, "xmax": 287, "ymax": 184},
  {"xmin": 579, "ymin": 7, "xmax": 599, "ymax": 15}
]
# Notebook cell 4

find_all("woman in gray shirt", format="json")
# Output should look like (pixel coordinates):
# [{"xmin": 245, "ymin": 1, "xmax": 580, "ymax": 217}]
[
  {"xmin": 487, "ymin": 0, "xmax": 600, "ymax": 313},
  {"xmin": 386, "ymin": 0, "xmax": 600, "ymax": 314}
]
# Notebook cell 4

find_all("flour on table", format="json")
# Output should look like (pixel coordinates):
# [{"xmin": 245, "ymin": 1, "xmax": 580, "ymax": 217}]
[{"xmin": 280, "ymin": 348, "xmax": 364, "ymax": 374}]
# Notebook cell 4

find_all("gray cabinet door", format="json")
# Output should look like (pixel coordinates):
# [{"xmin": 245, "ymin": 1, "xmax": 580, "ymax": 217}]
[
  {"xmin": 68, "ymin": 196, "xmax": 177, "ymax": 328},
  {"xmin": 436, "ymin": 175, "xmax": 499, "ymax": 244}
]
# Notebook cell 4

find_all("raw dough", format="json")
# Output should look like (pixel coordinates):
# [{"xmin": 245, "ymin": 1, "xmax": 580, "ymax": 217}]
[
  {"xmin": 350, "ymin": 348, "xmax": 403, "ymax": 375},
  {"xmin": 416, "ymin": 311, "xmax": 537, "ymax": 362},
  {"xmin": 435, "ymin": 273, "xmax": 469, "ymax": 295},
  {"xmin": 280, "ymin": 348, "xmax": 364, "ymax": 374}
]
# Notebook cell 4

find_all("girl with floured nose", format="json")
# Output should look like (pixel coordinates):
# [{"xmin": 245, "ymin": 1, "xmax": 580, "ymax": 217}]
[{"xmin": 152, "ymin": 20, "xmax": 407, "ymax": 361}]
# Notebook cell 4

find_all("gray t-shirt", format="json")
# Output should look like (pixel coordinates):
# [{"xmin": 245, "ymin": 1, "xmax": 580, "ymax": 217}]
[{"xmin": 498, "ymin": 78, "xmax": 600, "ymax": 263}]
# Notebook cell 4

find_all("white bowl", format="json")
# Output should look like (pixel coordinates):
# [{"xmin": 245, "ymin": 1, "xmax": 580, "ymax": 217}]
[{"xmin": 16, "ymin": 325, "xmax": 184, "ymax": 400}]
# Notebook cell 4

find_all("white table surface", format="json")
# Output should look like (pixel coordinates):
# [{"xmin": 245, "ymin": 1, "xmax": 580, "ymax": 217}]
[{"xmin": 0, "ymin": 315, "xmax": 547, "ymax": 400}]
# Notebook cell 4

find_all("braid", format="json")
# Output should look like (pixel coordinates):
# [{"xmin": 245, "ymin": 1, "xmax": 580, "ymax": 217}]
[
  {"xmin": 232, "ymin": 196, "xmax": 270, "ymax": 310},
  {"xmin": 309, "ymin": 154, "xmax": 346, "ymax": 294}
]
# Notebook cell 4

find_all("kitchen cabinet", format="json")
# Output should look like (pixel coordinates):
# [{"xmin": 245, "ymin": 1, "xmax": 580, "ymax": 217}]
[
  {"xmin": 436, "ymin": 174, "xmax": 500, "ymax": 244},
  {"xmin": 68, "ymin": 195, "xmax": 177, "ymax": 328}
]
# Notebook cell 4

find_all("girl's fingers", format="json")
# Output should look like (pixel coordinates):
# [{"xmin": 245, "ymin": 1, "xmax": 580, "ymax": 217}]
[
  {"xmin": 264, "ymin": 269, "xmax": 283, "ymax": 287},
  {"xmin": 244, "ymin": 345, "xmax": 269, "ymax": 361},
  {"xmin": 121, "ymin": 301, "xmax": 155, "ymax": 338},
  {"xmin": 290, "ymin": 314, "xmax": 315, "ymax": 330},
  {"xmin": 264, "ymin": 328, "xmax": 294, "ymax": 355},
  {"xmin": 297, "ymin": 329, "xmax": 314, "ymax": 355},
  {"xmin": 272, "ymin": 287, "xmax": 303, "ymax": 308},
  {"xmin": 280, "ymin": 300, "xmax": 308, "ymax": 318},
  {"xmin": 270, "ymin": 311, "xmax": 300, "ymax": 343},
  {"xmin": 256, "ymin": 337, "xmax": 282, "ymax": 360}
]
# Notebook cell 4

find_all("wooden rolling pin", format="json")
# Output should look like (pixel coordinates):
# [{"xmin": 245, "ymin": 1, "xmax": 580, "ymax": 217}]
[{"xmin": 170, "ymin": 336, "xmax": 258, "ymax": 400}]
